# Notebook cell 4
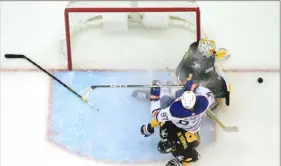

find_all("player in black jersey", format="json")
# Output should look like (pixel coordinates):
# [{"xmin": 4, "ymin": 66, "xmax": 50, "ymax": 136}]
[{"xmin": 143, "ymin": 120, "xmax": 201, "ymax": 166}]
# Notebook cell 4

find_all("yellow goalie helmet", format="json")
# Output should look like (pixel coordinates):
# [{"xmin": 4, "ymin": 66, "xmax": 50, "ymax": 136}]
[{"xmin": 198, "ymin": 38, "xmax": 216, "ymax": 57}]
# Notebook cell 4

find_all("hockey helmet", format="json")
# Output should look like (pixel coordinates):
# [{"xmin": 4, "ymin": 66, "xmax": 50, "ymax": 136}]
[
  {"xmin": 181, "ymin": 91, "xmax": 196, "ymax": 109},
  {"xmin": 157, "ymin": 140, "xmax": 175, "ymax": 154},
  {"xmin": 198, "ymin": 38, "xmax": 216, "ymax": 57}
]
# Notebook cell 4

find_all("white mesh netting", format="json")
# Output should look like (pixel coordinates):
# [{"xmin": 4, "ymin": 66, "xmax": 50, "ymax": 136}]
[{"xmin": 60, "ymin": 1, "xmax": 207, "ymax": 70}]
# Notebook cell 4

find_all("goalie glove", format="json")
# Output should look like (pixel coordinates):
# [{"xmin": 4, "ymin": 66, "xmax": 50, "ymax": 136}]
[{"xmin": 140, "ymin": 123, "xmax": 154, "ymax": 137}]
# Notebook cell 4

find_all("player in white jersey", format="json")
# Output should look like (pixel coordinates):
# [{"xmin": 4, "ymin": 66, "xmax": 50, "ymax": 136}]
[
  {"xmin": 140, "ymin": 79, "xmax": 215, "ymax": 166},
  {"xmin": 141, "ymin": 78, "xmax": 215, "ymax": 134},
  {"xmin": 156, "ymin": 86, "xmax": 214, "ymax": 132}
]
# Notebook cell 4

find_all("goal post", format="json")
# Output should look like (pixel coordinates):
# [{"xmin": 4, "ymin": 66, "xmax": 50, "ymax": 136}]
[{"xmin": 61, "ymin": 1, "xmax": 205, "ymax": 71}]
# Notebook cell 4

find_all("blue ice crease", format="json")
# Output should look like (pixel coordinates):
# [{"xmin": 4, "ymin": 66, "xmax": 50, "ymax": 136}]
[{"xmin": 49, "ymin": 71, "xmax": 215, "ymax": 163}]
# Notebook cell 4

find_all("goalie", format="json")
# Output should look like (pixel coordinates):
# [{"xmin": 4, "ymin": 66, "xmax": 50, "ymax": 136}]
[
  {"xmin": 132, "ymin": 38, "xmax": 231, "ymax": 107},
  {"xmin": 175, "ymin": 38, "xmax": 231, "ymax": 106}
]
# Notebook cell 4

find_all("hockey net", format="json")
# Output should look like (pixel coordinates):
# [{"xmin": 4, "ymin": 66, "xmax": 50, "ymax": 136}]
[{"xmin": 60, "ymin": 1, "xmax": 207, "ymax": 71}]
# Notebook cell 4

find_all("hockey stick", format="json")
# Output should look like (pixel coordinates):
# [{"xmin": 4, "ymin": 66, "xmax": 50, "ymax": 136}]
[
  {"xmin": 206, "ymin": 109, "xmax": 238, "ymax": 132},
  {"xmin": 81, "ymin": 84, "xmax": 185, "ymax": 101},
  {"xmin": 4, "ymin": 54, "xmax": 96, "ymax": 110},
  {"xmin": 159, "ymin": 60, "xmax": 238, "ymax": 132},
  {"xmin": 81, "ymin": 60, "xmax": 191, "ymax": 99},
  {"xmin": 90, "ymin": 84, "xmax": 184, "ymax": 89}
]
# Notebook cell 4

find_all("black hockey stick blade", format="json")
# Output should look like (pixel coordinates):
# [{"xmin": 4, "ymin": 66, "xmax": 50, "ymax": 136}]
[{"xmin": 5, "ymin": 54, "xmax": 25, "ymax": 59}]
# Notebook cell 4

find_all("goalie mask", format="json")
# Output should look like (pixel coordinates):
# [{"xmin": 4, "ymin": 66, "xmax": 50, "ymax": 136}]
[
  {"xmin": 181, "ymin": 91, "xmax": 196, "ymax": 110},
  {"xmin": 198, "ymin": 38, "xmax": 216, "ymax": 57}
]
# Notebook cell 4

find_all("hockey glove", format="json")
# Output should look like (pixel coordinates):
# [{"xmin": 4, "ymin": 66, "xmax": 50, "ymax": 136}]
[
  {"xmin": 140, "ymin": 123, "xmax": 154, "ymax": 137},
  {"xmin": 183, "ymin": 80, "xmax": 198, "ymax": 92},
  {"xmin": 150, "ymin": 80, "xmax": 161, "ymax": 101}
]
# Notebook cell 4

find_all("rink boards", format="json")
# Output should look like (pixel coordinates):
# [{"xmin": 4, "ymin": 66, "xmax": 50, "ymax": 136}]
[{"xmin": 48, "ymin": 71, "xmax": 216, "ymax": 163}]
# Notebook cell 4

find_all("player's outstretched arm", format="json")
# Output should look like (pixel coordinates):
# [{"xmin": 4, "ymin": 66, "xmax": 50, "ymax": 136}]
[{"xmin": 141, "ymin": 80, "xmax": 174, "ymax": 137}]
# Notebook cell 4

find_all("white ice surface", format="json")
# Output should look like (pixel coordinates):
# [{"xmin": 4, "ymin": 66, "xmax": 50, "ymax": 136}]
[
  {"xmin": 1, "ymin": 1, "xmax": 280, "ymax": 166},
  {"xmin": 1, "ymin": 72, "xmax": 279, "ymax": 166}
]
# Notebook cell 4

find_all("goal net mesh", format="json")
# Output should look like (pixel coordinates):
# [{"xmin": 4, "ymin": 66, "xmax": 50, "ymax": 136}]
[{"xmin": 60, "ymin": 1, "xmax": 207, "ymax": 71}]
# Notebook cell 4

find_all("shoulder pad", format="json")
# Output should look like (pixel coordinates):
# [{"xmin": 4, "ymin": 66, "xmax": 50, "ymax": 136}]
[
  {"xmin": 169, "ymin": 101, "xmax": 194, "ymax": 118},
  {"xmin": 194, "ymin": 95, "xmax": 209, "ymax": 114}
]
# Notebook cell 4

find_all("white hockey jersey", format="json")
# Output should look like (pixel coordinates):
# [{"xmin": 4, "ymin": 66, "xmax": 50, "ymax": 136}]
[{"xmin": 151, "ymin": 86, "xmax": 215, "ymax": 132}]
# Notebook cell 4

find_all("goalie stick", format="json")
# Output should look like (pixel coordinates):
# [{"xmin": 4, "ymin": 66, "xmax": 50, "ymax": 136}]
[
  {"xmin": 4, "ymin": 54, "xmax": 96, "ymax": 110},
  {"xmin": 159, "ymin": 60, "xmax": 238, "ymax": 132}
]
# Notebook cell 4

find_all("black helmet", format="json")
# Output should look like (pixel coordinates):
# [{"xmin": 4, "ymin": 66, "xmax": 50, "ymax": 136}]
[{"xmin": 157, "ymin": 140, "xmax": 176, "ymax": 154}]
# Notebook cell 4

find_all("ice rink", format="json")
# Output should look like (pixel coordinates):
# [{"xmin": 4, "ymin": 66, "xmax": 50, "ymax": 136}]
[
  {"xmin": 1, "ymin": 72, "xmax": 279, "ymax": 166},
  {"xmin": 1, "ymin": 1, "xmax": 280, "ymax": 166}
]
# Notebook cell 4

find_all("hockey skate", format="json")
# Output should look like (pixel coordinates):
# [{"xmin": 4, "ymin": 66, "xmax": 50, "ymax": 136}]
[{"xmin": 131, "ymin": 89, "xmax": 150, "ymax": 101}]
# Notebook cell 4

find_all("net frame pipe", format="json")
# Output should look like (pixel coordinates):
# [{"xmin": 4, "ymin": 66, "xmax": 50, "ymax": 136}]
[{"xmin": 64, "ymin": 7, "xmax": 201, "ymax": 70}]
